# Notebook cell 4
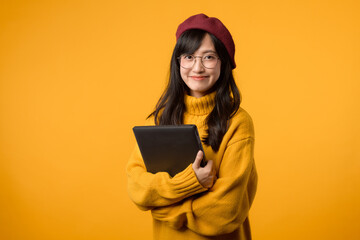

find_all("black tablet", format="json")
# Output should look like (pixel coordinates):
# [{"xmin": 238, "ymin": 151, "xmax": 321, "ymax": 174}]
[{"xmin": 133, "ymin": 125, "xmax": 205, "ymax": 177}]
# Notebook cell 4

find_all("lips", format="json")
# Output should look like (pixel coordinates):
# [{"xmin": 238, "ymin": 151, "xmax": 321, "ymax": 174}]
[{"xmin": 190, "ymin": 76, "xmax": 208, "ymax": 81}]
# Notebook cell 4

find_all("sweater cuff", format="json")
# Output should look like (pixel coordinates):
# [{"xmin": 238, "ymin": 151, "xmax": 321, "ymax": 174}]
[{"xmin": 171, "ymin": 164, "xmax": 207, "ymax": 196}]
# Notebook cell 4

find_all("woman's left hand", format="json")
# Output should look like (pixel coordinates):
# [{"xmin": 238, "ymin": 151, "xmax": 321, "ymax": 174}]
[{"xmin": 192, "ymin": 151, "xmax": 217, "ymax": 188}]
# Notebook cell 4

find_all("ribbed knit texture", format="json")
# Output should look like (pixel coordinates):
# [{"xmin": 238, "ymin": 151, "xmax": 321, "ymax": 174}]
[
  {"xmin": 184, "ymin": 92, "xmax": 215, "ymax": 116},
  {"xmin": 127, "ymin": 93, "xmax": 257, "ymax": 240}
]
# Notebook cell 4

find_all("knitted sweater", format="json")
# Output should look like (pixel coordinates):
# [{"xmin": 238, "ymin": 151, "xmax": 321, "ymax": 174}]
[{"xmin": 126, "ymin": 92, "xmax": 257, "ymax": 240}]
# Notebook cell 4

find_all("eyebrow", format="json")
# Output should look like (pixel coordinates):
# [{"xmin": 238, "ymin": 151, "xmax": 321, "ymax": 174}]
[{"xmin": 196, "ymin": 50, "xmax": 217, "ymax": 54}]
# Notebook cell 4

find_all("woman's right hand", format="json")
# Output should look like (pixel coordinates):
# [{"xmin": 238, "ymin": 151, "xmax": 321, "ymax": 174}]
[{"xmin": 192, "ymin": 151, "xmax": 217, "ymax": 189}]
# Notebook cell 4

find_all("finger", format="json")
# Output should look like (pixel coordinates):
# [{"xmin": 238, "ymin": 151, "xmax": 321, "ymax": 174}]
[
  {"xmin": 206, "ymin": 160, "xmax": 216, "ymax": 177},
  {"xmin": 213, "ymin": 175, "xmax": 218, "ymax": 184},
  {"xmin": 193, "ymin": 151, "xmax": 203, "ymax": 168},
  {"xmin": 212, "ymin": 167, "xmax": 217, "ymax": 179},
  {"xmin": 205, "ymin": 159, "xmax": 213, "ymax": 170}
]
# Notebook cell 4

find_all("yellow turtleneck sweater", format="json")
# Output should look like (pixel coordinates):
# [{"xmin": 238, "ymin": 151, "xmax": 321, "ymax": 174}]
[{"xmin": 126, "ymin": 92, "xmax": 257, "ymax": 240}]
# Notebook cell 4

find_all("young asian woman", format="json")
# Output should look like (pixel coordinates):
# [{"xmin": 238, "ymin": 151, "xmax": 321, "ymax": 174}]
[{"xmin": 126, "ymin": 14, "xmax": 258, "ymax": 240}]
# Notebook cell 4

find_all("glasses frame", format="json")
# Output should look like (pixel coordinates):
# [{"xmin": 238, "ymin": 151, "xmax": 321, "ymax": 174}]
[{"xmin": 177, "ymin": 54, "xmax": 220, "ymax": 69}]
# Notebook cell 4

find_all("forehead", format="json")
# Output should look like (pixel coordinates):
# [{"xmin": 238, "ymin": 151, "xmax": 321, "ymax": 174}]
[{"xmin": 193, "ymin": 34, "xmax": 216, "ymax": 54}]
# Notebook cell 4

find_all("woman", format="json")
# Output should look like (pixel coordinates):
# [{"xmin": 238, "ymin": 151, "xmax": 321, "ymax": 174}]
[{"xmin": 126, "ymin": 14, "xmax": 257, "ymax": 240}]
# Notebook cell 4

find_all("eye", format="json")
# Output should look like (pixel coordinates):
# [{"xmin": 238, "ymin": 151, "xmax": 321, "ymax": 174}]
[
  {"xmin": 203, "ymin": 54, "xmax": 217, "ymax": 60},
  {"xmin": 182, "ymin": 55, "xmax": 194, "ymax": 60}
]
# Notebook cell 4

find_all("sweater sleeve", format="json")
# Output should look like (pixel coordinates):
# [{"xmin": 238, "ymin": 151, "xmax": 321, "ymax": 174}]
[
  {"xmin": 151, "ymin": 137, "xmax": 257, "ymax": 236},
  {"xmin": 126, "ymin": 144, "xmax": 208, "ymax": 211}
]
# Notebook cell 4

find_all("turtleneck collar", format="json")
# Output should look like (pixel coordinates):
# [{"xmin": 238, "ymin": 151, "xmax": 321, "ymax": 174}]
[{"xmin": 184, "ymin": 91, "xmax": 216, "ymax": 116}]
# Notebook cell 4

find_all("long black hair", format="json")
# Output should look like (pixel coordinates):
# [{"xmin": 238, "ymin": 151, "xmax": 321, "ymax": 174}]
[{"xmin": 148, "ymin": 29, "xmax": 241, "ymax": 152}]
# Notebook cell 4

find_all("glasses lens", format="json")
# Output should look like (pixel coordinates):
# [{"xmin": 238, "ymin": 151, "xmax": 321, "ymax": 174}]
[
  {"xmin": 202, "ymin": 54, "xmax": 218, "ymax": 69},
  {"xmin": 180, "ymin": 55, "xmax": 193, "ymax": 68}
]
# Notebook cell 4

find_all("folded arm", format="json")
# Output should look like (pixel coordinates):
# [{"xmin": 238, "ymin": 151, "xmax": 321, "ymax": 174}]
[
  {"xmin": 126, "ymin": 145, "xmax": 208, "ymax": 211},
  {"xmin": 151, "ymin": 137, "xmax": 257, "ymax": 236}
]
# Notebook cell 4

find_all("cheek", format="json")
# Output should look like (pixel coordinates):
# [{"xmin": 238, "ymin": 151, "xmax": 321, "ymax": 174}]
[
  {"xmin": 215, "ymin": 71, "xmax": 220, "ymax": 81},
  {"xmin": 213, "ymin": 66, "xmax": 221, "ymax": 81},
  {"xmin": 180, "ymin": 68, "xmax": 188, "ymax": 82}
]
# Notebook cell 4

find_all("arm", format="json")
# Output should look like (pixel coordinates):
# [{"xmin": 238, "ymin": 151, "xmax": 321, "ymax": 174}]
[
  {"xmin": 126, "ymin": 144, "xmax": 208, "ymax": 211},
  {"xmin": 151, "ymin": 137, "xmax": 258, "ymax": 236}
]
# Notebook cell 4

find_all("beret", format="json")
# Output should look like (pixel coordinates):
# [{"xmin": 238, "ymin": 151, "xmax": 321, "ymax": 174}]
[{"xmin": 176, "ymin": 13, "xmax": 236, "ymax": 69}]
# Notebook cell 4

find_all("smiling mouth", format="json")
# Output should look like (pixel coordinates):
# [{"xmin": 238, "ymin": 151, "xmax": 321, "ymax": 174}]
[{"xmin": 190, "ymin": 76, "xmax": 208, "ymax": 80}]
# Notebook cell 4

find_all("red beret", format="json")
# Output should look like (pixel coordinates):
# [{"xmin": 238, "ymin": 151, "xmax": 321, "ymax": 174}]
[{"xmin": 176, "ymin": 14, "xmax": 236, "ymax": 69}]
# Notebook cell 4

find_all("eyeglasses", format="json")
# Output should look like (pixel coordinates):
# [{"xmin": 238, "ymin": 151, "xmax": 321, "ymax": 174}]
[{"xmin": 178, "ymin": 54, "xmax": 220, "ymax": 69}]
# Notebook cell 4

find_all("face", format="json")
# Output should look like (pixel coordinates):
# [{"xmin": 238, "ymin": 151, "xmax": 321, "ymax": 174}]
[{"xmin": 180, "ymin": 34, "xmax": 221, "ymax": 98}]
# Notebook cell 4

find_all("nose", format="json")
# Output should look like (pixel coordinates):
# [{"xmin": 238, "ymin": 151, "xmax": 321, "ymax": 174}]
[{"xmin": 192, "ymin": 57, "xmax": 205, "ymax": 72}]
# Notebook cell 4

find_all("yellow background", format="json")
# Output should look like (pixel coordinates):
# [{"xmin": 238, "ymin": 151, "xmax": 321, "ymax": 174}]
[{"xmin": 1, "ymin": 0, "xmax": 359, "ymax": 239}]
